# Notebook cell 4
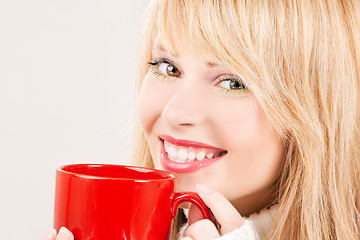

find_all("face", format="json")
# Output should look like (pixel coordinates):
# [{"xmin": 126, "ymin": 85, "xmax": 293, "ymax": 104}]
[{"xmin": 137, "ymin": 40, "xmax": 284, "ymax": 214}]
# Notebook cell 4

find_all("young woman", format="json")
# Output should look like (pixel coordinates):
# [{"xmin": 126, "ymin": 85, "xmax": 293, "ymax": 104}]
[{"xmin": 45, "ymin": 0, "xmax": 360, "ymax": 239}]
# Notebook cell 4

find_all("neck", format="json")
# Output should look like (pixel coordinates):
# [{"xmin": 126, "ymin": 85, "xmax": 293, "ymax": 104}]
[{"xmin": 231, "ymin": 183, "xmax": 278, "ymax": 217}]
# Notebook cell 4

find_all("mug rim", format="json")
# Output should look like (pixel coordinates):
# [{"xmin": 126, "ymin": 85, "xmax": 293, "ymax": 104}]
[{"xmin": 57, "ymin": 163, "xmax": 176, "ymax": 182}]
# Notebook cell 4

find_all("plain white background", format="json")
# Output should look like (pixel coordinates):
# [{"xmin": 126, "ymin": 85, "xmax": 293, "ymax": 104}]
[{"xmin": 0, "ymin": 0, "xmax": 149, "ymax": 239}]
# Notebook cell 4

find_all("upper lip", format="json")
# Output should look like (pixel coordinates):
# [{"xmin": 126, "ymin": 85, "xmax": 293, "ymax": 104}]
[{"xmin": 159, "ymin": 134, "xmax": 225, "ymax": 151}]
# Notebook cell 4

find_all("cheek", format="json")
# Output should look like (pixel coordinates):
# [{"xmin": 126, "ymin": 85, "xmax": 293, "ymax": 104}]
[
  {"xmin": 137, "ymin": 74, "xmax": 166, "ymax": 135},
  {"xmin": 214, "ymin": 97, "xmax": 283, "ymax": 189},
  {"xmin": 214, "ymin": 98, "xmax": 268, "ymax": 149}
]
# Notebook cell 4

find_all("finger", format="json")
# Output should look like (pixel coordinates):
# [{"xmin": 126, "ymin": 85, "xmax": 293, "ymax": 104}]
[
  {"xmin": 42, "ymin": 229, "xmax": 57, "ymax": 240},
  {"xmin": 181, "ymin": 237, "xmax": 193, "ymax": 240},
  {"xmin": 196, "ymin": 184, "xmax": 244, "ymax": 234},
  {"xmin": 187, "ymin": 203, "xmax": 205, "ymax": 226},
  {"xmin": 55, "ymin": 227, "xmax": 74, "ymax": 240},
  {"xmin": 184, "ymin": 219, "xmax": 220, "ymax": 240}
]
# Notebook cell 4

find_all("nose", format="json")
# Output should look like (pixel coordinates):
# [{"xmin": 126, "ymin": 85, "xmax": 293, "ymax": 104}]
[{"xmin": 161, "ymin": 81, "xmax": 207, "ymax": 128}]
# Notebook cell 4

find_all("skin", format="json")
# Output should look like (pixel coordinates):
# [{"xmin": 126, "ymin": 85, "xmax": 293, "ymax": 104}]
[
  {"xmin": 42, "ymin": 228, "xmax": 73, "ymax": 240},
  {"xmin": 137, "ymin": 41, "xmax": 285, "ymax": 238},
  {"xmin": 45, "ymin": 41, "xmax": 284, "ymax": 239}
]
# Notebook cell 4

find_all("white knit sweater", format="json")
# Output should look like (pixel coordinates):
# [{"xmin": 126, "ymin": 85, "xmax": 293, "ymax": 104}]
[{"xmin": 179, "ymin": 204, "xmax": 278, "ymax": 240}]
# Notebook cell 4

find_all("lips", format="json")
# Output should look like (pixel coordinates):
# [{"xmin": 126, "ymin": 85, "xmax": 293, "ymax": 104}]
[{"xmin": 159, "ymin": 135, "xmax": 227, "ymax": 173}]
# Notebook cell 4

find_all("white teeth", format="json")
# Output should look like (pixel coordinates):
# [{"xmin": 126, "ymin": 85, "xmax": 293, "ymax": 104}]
[
  {"xmin": 188, "ymin": 152, "xmax": 196, "ymax": 160},
  {"xmin": 196, "ymin": 152, "xmax": 206, "ymax": 161},
  {"xmin": 169, "ymin": 146, "xmax": 177, "ymax": 159},
  {"xmin": 206, "ymin": 153, "xmax": 214, "ymax": 159},
  {"xmin": 178, "ymin": 149, "xmax": 188, "ymax": 161},
  {"xmin": 164, "ymin": 140, "xmax": 224, "ymax": 162}
]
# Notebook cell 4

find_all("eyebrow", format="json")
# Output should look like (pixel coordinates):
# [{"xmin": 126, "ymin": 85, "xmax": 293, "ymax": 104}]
[
  {"xmin": 206, "ymin": 61, "xmax": 218, "ymax": 68},
  {"xmin": 154, "ymin": 43, "xmax": 166, "ymax": 51},
  {"xmin": 152, "ymin": 43, "xmax": 219, "ymax": 68},
  {"xmin": 152, "ymin": 43, "xmax": 178, "ymax": 58}
]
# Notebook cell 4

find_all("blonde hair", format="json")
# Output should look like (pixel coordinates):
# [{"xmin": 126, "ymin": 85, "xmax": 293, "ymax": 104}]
[{"xmin": 131, "ymin": 0, "xmax": 360, "ymax": 239}]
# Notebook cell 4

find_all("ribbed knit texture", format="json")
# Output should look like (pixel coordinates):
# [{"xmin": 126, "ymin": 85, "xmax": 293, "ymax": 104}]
[
  {"xmin": 215, "ymin": 204, "xmax": 278, "ymax": 239},
  {"xmin": 178, "ymin": 204, "xmax": 278, "ymax": 239}
]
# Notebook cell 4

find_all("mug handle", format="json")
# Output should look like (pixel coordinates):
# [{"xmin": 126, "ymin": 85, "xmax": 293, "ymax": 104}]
[{"xmin": 171, "ymin": 192, "xmax": 214, "ymax": 223}]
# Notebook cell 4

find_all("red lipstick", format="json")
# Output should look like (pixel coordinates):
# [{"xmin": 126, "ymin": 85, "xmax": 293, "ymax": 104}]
[
  {"xmin": 159, "ymin": 135, "xmax": 227, "ymax": 173},
  {"xmin": 160, "ymin": 135, "xmax": 224, "ymax": 150}
]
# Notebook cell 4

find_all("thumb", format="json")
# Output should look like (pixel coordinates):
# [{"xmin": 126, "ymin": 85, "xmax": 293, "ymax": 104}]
[{"xmin": 187, "ymin": 203, "xmax": 207, "ymax": 226}]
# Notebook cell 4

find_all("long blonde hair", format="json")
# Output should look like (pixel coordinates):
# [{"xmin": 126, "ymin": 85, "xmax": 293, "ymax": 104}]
[{"xmin": 131, "ymin": 0, "xmax": 360, "ymax": 239}]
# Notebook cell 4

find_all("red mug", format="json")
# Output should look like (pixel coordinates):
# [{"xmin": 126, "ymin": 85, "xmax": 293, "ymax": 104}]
[{"xmin": 53, "ymin": 164, "xmax": 212, "ymax": 240}]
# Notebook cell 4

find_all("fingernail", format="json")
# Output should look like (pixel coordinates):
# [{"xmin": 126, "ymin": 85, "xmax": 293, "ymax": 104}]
[
  {"xmin": 58, "ymin": 227, "xmax": 70, "ymax": 237},
  {"xmin": 196, "ymin": 184, "xmax": 213, "ymax": 194}
]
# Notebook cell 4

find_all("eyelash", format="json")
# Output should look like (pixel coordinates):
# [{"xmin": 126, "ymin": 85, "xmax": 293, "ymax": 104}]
[
  {"xmin": 218, "ymin": 78, "xmax": 247, "ymax": 95},
  {"xmin": 148, "ymin": 59, "xmax": 248, "ymax": 95},
  {"xmin": 148, "ymin": 58, "xmax": 178, "ymax": 79}
]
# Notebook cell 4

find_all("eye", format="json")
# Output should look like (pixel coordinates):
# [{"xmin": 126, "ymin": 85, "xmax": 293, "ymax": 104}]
[
  {"xmin": 219, "ymin": 79, "xmax": 246, "ymax": 90},
  {"xmin": 217, "ymin": 77, "xmax": 248, "ymax": 95},
  {"xmin": 148, "ymin": 59, "xmax": 181, "ymax": 78}
]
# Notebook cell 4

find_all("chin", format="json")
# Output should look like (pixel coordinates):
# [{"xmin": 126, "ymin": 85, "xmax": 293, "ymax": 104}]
[
  {"xmin": 175, "ymin": 183, "xmax": 194, "ymax": 193},
  {"xmin": 175, "ymin": 174, "xmax": 207, "ymax": 193}
]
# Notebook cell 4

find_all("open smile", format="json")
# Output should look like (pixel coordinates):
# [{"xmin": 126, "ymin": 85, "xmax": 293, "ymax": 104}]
[{"xmin": 159, "ymin": 135, "xmax": 227, "ymax": 173}]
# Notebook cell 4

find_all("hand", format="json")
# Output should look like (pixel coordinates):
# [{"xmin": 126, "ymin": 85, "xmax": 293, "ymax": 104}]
[
  {"xmin": 42, "ymin": 227, "xmax": 74, "ymax": 240},
  {"xmin": 182, "ymin": 184, "xmax": 244, "ymax": 240}
]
